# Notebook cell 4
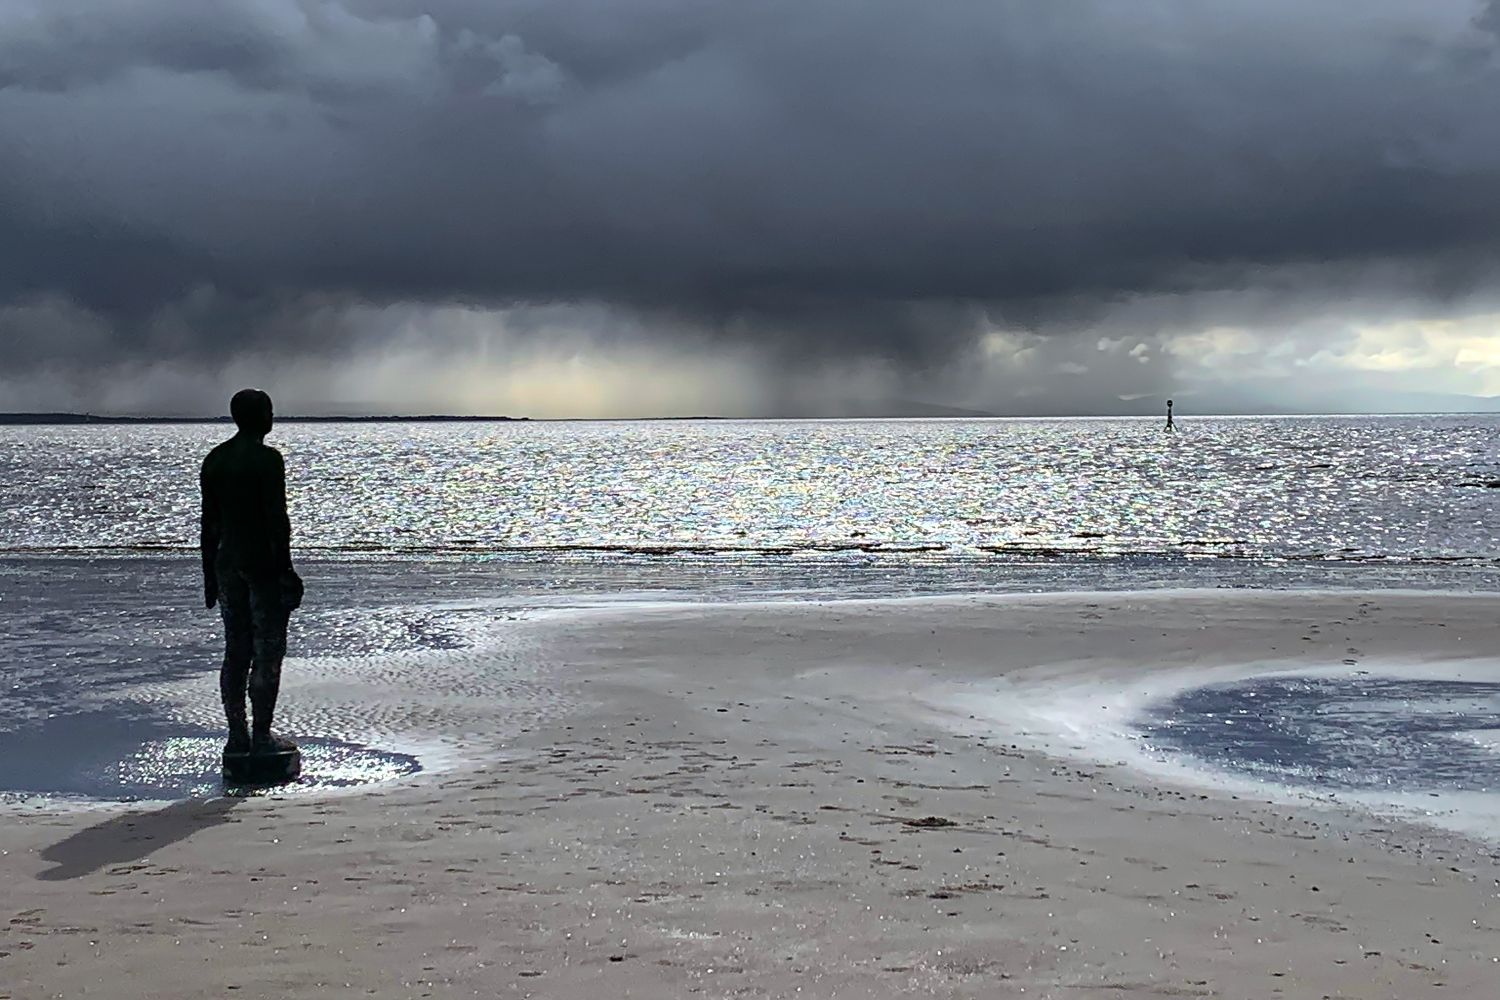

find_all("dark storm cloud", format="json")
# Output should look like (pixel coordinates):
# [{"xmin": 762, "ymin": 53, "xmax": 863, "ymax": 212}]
[{"xmin": 4, "ymin": 0, "xmax": 1500, "ymax": 370}]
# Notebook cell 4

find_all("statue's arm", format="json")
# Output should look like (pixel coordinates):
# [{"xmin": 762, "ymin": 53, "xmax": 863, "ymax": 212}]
[
  {"xmin": 200, "ymin": 461, "xmax": 219, "ymax": 608},
  {"xmin": 270, "ymin": 450, "xmax": 293, "ymax": 572},
  {"xmin": 269, "ymin": 450, "xmax": 303, "ymax": 610}
]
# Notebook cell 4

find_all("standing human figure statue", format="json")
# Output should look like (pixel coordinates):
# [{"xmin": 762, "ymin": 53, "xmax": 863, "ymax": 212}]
[
  {"xmin": 201, "ymin": 389, "xmax": 304, "ymax": 766},
  {"xmin": 1165, "ymin": 398, "xmax": 1175, "ymax": 433}
]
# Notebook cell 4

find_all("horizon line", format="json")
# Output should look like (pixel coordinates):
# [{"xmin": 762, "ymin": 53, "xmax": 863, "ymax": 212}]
[{"xmin": 5, "ymin": 410, "xmax": 1500, "ymax": 425}]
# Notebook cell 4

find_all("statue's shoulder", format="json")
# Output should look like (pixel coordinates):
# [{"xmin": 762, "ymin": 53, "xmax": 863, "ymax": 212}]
[
  {"xmin": 201, "ymin": 438, "xmax": 234, "ymax": 471},
  {"xmin": 249, "ymin": 443, "xmax": 285, "ymax": 481}
]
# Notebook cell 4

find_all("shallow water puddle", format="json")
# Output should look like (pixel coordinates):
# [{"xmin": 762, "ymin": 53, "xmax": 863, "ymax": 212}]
[
  {"xmin": 1140, "ymin": 674, "xmax": 1500, "ymax": 793},
  {"xmin": 0, "ymin": 712, "xmax": 419, "ymax": 803}
]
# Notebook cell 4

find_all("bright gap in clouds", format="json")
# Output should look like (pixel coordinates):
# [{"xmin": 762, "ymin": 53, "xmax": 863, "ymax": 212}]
[{"xmin": 5, "ymin": 298, "xmax": 1500, "ymax": 417}]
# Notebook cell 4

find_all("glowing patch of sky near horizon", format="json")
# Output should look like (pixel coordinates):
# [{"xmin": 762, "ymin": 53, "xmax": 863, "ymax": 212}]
[
  {"xmin": 10, "ymin": 295, "xmax": 1500, "ymax": 416},
  {"xmin": 1158, "ymin": 313, "xmax": 1500, "ymax": 392}
]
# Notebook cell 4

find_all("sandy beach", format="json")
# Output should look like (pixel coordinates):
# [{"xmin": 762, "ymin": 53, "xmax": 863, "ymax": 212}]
[{"xmin": 4, "ymin": 590, "xmax": 1500, "ymax": 998}]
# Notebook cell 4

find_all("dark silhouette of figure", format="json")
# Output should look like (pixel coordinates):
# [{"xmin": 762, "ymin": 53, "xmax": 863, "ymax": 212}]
[
  {"xmin": 1165, "ymin": 398, "xmax": 1175, "ymax": 433},
  {"xmin": 201, "ymin": 389, "xmax": 303, "ymax": 758}
]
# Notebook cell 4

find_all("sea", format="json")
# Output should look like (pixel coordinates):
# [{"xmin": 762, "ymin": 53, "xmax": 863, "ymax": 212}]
[{"xmin": 5, "ymin": 415, "xmax": 1500, "ymax": 831}]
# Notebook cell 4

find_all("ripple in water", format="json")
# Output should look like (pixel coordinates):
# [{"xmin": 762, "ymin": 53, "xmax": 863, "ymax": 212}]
[
  {"xmin": 0, "ymin": 578, "xmax": 568, "ymax": 807},
  {"xmin": 1140, "ymin": 674, "xmax": 1500, "ymax": 793}
]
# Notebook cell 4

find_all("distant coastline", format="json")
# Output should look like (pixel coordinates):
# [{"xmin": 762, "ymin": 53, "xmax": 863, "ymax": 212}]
[
  {"xmin": 0, "ymin": 401, "xmax": 1001, "ymax": 424},
  {"xmin": 0, "ymin": 413, "xmax": 533, "ymax": 425}
]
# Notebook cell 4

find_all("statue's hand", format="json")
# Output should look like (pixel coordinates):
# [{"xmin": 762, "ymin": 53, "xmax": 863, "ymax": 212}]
[
  {"xmin": 204, "ymin": 580, "xmax": 218, "ymax": 610},
  {"xmin": 280, "ymin": 568, "xmax": 304, "ymax": 612}
]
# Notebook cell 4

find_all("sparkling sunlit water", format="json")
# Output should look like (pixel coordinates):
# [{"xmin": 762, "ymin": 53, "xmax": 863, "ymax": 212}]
[{"xmin": 4, "ymin": 415, "xmax": 1500, "ymax": 562}]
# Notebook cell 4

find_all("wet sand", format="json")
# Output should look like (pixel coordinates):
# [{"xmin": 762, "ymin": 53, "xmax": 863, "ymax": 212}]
[{"xmin": 3, "ymin": 591, "xmax": 1500, "ymax": 998}]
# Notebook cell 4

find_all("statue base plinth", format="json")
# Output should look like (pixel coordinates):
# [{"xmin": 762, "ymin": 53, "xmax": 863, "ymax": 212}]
[{"xmin": 222, "ymin": 746, "xmax": 302, "ymax": 786}]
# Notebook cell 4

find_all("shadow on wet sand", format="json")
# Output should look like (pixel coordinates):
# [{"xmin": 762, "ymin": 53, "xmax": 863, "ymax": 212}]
[{"xmin": 37, "ymin": 797, "xmax": 243, "ymax": 881}]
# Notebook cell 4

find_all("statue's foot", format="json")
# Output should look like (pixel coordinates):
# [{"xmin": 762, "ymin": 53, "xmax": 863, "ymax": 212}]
[
  {"xmin": 251, "ymin": 731, "xmax": 298, "ymax": 755},
  {"xmin": 224, "ymin": 732, "xmax": 252, "ymax": 755},
  {"xmin": 224, "ymin": 733, "xmax": 302, "ymax": 785}
]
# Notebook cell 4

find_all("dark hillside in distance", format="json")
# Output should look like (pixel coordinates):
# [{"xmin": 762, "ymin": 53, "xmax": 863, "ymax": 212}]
[{"xmin": 0, "ymin": 413, "xmax": 531, "ymax": 425}]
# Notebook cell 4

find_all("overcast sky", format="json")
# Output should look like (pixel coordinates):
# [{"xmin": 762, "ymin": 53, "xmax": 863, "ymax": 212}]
[{"xmin": 6, "ymin": 0, "xmax": 1500, "ymax": 416}]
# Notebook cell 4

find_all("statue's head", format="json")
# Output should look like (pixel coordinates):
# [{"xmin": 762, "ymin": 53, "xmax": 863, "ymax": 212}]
[{"xmin": 230, "ymin": 388, "xmax": 274, "ymax": 437}]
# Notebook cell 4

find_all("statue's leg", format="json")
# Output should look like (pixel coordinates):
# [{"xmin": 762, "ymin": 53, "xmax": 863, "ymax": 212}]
[
  {"xmin": 247, "ymin": 580, "xmax": 291, "ymax": 748},
  {"xmin": 217, "ymin": 570, "xmax": 253, "ymax": 752}
]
